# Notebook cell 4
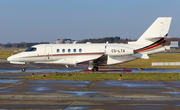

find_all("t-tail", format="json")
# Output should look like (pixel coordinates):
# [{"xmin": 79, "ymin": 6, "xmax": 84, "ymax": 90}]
[{"xmin": 130, "ymin": 17, "xmax": 172, "ymax": 54}]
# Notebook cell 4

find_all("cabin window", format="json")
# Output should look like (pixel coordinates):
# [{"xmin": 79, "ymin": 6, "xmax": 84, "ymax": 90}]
[
  {"xmin": 68, "ymin": 49, "xmax": 71, "ymax": 53},
  {"xmin": 79, "ymin": 49, "xmax": 82, "ymax": 53},
  {"xmin": 25, "ymin": 47, "xmax": 37, "ymax": 52},
  {"xmin": 57, "ymin": 49, "xmax": 60, "ymax": 53},
  {"xmin": 62, "ymin": 49, "xmax": 65, "ymax": 53},
  {"xmin": 73, "ymin": 49, "xmax": 76, "ymax": 53}
]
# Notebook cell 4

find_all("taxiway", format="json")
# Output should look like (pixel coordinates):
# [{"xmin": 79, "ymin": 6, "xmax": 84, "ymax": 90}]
[
  {"xmin": 0, "ymin": 79, "xmax": 180, "ymax": 109},
  {"xmin": 0, "ymin": 59, "xmax": 180, "ymax": 109}
]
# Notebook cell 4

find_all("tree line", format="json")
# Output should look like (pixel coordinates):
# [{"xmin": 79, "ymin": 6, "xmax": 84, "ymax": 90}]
[
  {"xmin": 0, "ymin": 37, "xmax": 179, "ymax": 48},
  {"xmin": 78, "ymin": 36, "xmax": 135, "ymax": 43},
  {"xmin": 78, "ymin": 37, "xmax": 180, "ymax": 45},
  {"xmin": 0, "ymin": 42, "xmax": 49, "ymax": 48}
]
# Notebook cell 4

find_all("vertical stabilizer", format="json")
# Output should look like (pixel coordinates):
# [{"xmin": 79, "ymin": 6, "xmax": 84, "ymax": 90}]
[
  {"xmin": 136, "ymin": 17, "xmax": 172, "ymax": 45},
  {"xmin": 132, "ymin": 17, "xmax": 172, "ymax": 54}
]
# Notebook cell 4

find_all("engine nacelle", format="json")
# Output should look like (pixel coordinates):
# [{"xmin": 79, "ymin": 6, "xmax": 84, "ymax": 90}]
[{"xmin": 105, "ymin": 45, "xmax": 134, "ymax": 56}]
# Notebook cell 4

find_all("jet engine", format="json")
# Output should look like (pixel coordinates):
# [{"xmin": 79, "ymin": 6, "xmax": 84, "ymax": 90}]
[{"xmin": 105, "ymin": 45, "xmax": 135, "ymax": 65}]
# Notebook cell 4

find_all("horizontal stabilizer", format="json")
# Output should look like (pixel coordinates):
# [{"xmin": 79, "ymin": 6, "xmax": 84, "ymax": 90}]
[
  {"xmin": 145, "ymin": 36, "xmax": 164, "ymax": 40},
  {"xmin": 134, "ymin": 54, "xmax": 149, "ymax": 59}
]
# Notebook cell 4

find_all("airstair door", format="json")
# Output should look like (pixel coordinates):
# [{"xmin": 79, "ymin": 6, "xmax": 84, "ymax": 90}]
[{"xmin": 45, "ymin": 46, "xmax": 52, "ymax": 60}]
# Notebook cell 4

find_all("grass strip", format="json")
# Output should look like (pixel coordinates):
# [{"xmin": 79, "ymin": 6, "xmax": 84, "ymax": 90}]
[
  {"xmin": 22, "ymin": 72, "xmax": 180, "ymax": 81},
  {"xmin": 0, "ymin": 48, "xmax": 24, "ymax": 59},
  {"xmin": 121, "ymin": 53, "xmax": 180, "ymax": 68}
]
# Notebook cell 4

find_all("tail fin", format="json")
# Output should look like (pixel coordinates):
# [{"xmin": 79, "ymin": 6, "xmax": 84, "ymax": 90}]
[
  {"xmin": 130, "ymin": 17, "xmax": 172, "ymax": 54},
  {"xmin": 136, "ymin": 17, "xmax": 172, "ymax": 45}
]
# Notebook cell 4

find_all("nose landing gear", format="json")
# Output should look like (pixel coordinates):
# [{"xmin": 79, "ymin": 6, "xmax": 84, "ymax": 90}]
[{"xmin": 22, "ymin": 65, "xmax": 26, "ymax": 72}]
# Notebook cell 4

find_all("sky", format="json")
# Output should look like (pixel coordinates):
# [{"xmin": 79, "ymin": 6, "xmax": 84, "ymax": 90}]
[{"xmin": 0, "ymin": 0, "xmax": 180, "ymax": 44}]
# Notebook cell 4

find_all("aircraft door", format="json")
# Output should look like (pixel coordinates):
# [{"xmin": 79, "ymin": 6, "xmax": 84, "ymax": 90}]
[{"xmin": 45, "ymin": 46, "xmax": 52, "ymax": 60}]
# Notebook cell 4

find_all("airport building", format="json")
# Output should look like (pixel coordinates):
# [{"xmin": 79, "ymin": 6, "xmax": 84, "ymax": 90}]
[
  {"xmin": 56, "ymin": 39, "xmax": 72, "ymax": 44},
  {"xmin": 170, "ymin": 41, "xmax": 180, "ymax": 49}
]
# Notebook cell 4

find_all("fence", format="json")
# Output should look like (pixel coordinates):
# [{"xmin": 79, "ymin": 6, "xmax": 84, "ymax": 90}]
[{"xmin": 152, "ymin": 62, "xmax": 180, "ymax": 66}]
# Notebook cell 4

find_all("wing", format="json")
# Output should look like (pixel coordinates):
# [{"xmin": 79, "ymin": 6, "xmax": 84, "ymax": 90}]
[{"xmin": 35, "ymin": 53, "xmax": 104, "ymax": 65}]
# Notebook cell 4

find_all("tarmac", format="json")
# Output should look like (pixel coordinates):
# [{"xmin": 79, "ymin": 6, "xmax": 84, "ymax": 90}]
[
  {"xmin": 0, "ymin": 59, "xmax": 180, "ymax": 109},
  {"xmin": 0, "ymin": 79, "xmax": 180, "ymax": 109}
]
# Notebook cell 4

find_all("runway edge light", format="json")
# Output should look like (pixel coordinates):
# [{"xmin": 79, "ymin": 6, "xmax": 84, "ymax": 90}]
[
  {"xmin": 118, "ymin": 74, "xmax": 122, "ymax": 80},
  {"xmin": 119, "ymin": 75, "xmax": 122, "ymax": 78},
  {"xmin": 32, "ymin": 73, "xmax": 34, "ymax": 77}
]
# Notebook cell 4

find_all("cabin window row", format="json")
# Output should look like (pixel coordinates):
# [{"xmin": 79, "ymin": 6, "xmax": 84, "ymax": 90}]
[{"xmin": 57, "ymin": 49, "xmax": 82, "ymax": 53}]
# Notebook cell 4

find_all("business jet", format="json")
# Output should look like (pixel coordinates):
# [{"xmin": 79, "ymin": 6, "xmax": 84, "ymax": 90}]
[{"xmin": 7, "ymin": 17, "xmax": 172, "ymax": 72}]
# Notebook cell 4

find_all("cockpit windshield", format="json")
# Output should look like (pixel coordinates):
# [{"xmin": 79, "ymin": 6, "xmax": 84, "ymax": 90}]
[{"xmin": 25, "ymin": 47, "xmax": 37, "ymax": 52}]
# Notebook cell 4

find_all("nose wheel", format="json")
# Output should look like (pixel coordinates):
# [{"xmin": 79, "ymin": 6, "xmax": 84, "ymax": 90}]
[{"xmin": 22, "ymin": 65, "xmax": 26, "ymax": 72}]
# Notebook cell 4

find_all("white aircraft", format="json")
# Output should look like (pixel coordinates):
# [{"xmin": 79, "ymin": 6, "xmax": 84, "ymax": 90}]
[{"xmin": 7, "ymin": 17, "xmax": 172, "ymax": 72}]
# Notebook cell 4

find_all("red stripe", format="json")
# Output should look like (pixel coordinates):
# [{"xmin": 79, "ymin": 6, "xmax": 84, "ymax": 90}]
[
  {"xmin": 136, "ymin": 44, "xmax": 160, "ymax": 52},
  {"xmin": 23, "ymin": 53, "xmax": 104, "ymax": 58},
  {"xmin": 136, "ymin": 39, "xmax": 166, "ymax": 52}
]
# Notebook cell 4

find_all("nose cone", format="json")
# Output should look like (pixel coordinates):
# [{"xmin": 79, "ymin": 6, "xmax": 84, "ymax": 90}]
[
  {"xmin": 7, "ymin": 54, "xmax": 25, "ymax": 64},
  {"xmin": 7, "ymin": 55, "xmax": 14, "ymax": 62}
]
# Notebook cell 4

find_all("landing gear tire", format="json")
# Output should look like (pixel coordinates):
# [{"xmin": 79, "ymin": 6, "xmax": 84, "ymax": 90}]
[
  {"xmin": 22, "ymin": 67, "xmax": 26, "ymax": 72},
  {"xmin": 21, "ymin": 64, "xmax": 26, "ymax": 72},
  {"xmin": 92, "ymin": 66, "xmax": 98, "ymax": 72},
  {"xmin": 22, "ymin": 64, "xmax": 26, "ymax": 72}
]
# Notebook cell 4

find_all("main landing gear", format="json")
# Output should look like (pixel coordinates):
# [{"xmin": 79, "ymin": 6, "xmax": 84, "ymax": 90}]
[
  {"xmin": 89, "ymin": 61, "xmax": 99, "ymax": 72},
  {"xmin": 22, "ymin": 65, "xmax": 26, "ymax": 72},
  {"xmin": 92, "ymin": 66, "xmax": 99, "ymax": 72}
]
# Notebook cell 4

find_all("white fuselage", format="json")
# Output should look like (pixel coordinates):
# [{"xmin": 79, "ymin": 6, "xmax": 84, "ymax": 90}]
[{"xmin": 7, "ymin": 43, "xmax": 164, "ymax": 66}]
